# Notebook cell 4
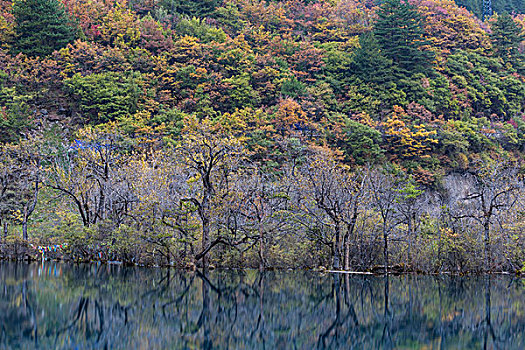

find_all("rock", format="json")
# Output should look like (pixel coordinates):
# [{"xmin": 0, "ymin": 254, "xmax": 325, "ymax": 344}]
[{"xmin": 47, "ymin": 113, "xmax": 61, "ymax": 121}]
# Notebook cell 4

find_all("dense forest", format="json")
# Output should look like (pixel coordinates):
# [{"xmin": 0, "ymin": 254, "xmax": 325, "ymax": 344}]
[
  {"xmin": 455, "ymin": 0, "xmax": 525, "ymax": 19},
  {"xmin": 0, "ymin": 0, "xmax": 525, "ymax": 273}
]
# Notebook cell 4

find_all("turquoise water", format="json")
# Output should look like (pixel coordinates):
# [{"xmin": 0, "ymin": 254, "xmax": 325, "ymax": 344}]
[{"xmin": 1, "ymin": 262, "xmax": 524, "ymax": 349}]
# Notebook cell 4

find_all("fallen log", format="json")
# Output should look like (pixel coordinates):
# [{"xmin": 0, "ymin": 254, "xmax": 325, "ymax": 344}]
[{"xmin": 326, "ymin": 270, "xmax": 373, "ymax": 275}]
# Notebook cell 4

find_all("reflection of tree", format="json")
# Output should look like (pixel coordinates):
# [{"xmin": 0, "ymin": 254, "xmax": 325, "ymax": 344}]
[
  {"xmin": 381, "ymin": 275, "xmax": 393, "ymax": 349},
  {"xmin": 197, "ymin": 270, "xmax": 212, "ymax": 350},
  {"xmin": 23, "ymin": 280, "xmax": 38, "ymax": 348},
  {"xmin": 0, "ymin": 265, "xmax": 39, "ymax": 349},
  {"xmin": 318, "ymin": 274, "xmax": 359, "ymax": 349},
  {"xmin": 2, "ymin": 263, "xmax": 525, "ymax": 349},
  {"xmin": 483, "ymin": 276, "xmax": 494, "ymax": 350},
  {"xmin": 478, "ymin": 276, "xmax": 519, "ymax": 350}
]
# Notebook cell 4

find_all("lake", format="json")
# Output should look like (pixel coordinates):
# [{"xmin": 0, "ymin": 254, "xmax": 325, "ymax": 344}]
[{"xmin": 1, "ymin": 262, "xmax": 524, "ymax": 349}]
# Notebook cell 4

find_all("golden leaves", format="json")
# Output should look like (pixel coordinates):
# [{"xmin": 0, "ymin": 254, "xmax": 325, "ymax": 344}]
[{"xmin": 383, "ymin": 105, "xmax": 437, "ymax": 159}]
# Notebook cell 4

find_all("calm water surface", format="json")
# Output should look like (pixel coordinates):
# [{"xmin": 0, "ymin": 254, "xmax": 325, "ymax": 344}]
[{"xmin": 1, "ymin": 262, "xmax": 524, "ymax": 349}]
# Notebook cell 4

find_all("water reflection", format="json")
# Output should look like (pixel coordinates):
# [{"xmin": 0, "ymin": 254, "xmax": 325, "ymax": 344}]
[{"xmin": 1, "ymin": 262, "xmax": 524, "ymax": 349}]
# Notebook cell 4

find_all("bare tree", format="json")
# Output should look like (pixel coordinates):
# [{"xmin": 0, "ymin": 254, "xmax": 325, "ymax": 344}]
[
  {"xmin": 174, "ymin": 117, "xmax": 244, "ymax": 269},
  {"xmin": 47, "ymin": 127, "xmax": 130, "ymax": 228},
  {"xmin": 295, "ymin": 148, "xmax": 366, "ymax": 270},
  {"xmin": 0, "ymin": 137, "xmax": 43, "ymax": 240},
  {"xmin": 235, "ymin": 170, "xmax": 290, "ymax": 270},
  {"xmin": 393, "ymin": 175, "xmax": 424, "ymax": 267},
  {"xmin": 368, "ymin": 168, "xmax": 401, "ymax": 274},
  {"xmin": 120, "ymin": 150, "xmax": 191, "ymax": 265},
  {"xmin": 453, "ymin": 161, "xmax": 522, "ymax": 271},
  {"xmin": 0, "ymin": 144, "xmax": 18, "ymax": 241}
]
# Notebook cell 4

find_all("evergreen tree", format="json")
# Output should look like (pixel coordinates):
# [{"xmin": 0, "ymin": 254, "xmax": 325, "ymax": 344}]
[
  {"xmin": 454, "ymin": 0, "xmax": 482, "ymax": 18},
  {"xmin": 373, "ymin": 0, "xmax": 434, "ymax": 77},
  {"xmin": 159, "ymin": 0, "xmax": 219, "ymax": 18},
  {"xmin": 454, "ymin": 0, "xmax": 525, "ymax": 19},
  {"xmin": 491, "ymin": 12, "xmax": 524, "ymax": 72},
  {"xmin": 12, "ymin": 0, "xmax": 75, "ymax": 57},
  {"xmin": 351, "ymin": 32, "xmax": 393, "ymax": 85},
  {"xmin": 342, "ymin": 119, "xmax": 384, "ymax": 165}
]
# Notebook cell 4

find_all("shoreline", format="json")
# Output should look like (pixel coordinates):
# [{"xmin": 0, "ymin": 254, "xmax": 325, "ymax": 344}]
[{"xmin": 1, "ymin": 255, "xmax": 523, "ymax": 277}]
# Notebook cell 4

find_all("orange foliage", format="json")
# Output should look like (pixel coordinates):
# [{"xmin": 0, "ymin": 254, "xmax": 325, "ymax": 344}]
[{"xmin": 274, "ymin": 98, "xmax": 308, "ymax": 135}]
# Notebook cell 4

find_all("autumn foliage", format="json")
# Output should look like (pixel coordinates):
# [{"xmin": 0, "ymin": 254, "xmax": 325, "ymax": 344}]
[{"xmin": 1, "ymin": 0, "xmax": 525, "ymax": 271}]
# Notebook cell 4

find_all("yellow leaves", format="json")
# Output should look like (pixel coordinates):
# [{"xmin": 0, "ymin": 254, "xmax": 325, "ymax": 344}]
[
  {"xmin": 59, "ymin": 61, "xmax": 77, "ymax": 79},
  {"xmin": 215, "ymin": 107, "xmax": 269, "ymax": 141},
  {"xmin": 413, "ymin": 124, "xmax": 438, "ymax": 143},
  {"xmin": 191, "ymin": 67, "xmax": 207, "ymax": 79},
  {"xmin": 181, "ymin": 115, "xmax": 241, "ymax": 146},
  {"xmin": 187, "ymin": 175, "xmax": 200, "ymax": 185},
  {"xmin": 100, "ymin": 2, "xmax": 140, "ymax": 48},
  {"xmin": 342, "ymin": 36, "xmax": 361, "ymax": 51},
  {"xmin": 383, "ymin": 106, "xmax": 437, "ymax": 159},
  {"xmin": 216, "ymin": 109, "xmax": 248, "ymax": 132},
  {"xmin": 441, "ymin": 227, "xmax": 457, "ymax": 239},
  {"xmin": 172, "ymin": 35, "xmax": 202, "ymax": 62},
  {"xmin": 54, "ymin": 166, "xmax": 68, "ymax": 183},
  {"xmin": 357, "ymin": 112, "xmax": 378, "ymax": 128},
  {"xmin": 313, "ymin": 20, "xmax": 350, "ymax": 42},
  {"xmin": 232, "ymin": 34, "xmax": 253, "ymax": 55},
  {"xmin": 251, "ymin": 25, "xmax": 272, "ymax": 48},
  {"xmin": 0, "ymin": 14, "xmax": 14, "ymax": 49},
  {"xmin": 116, "ymin": 110, "xmax": 165, "ymax": 144}
]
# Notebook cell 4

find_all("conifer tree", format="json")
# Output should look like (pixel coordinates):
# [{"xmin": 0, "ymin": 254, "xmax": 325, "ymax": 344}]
[
  {"xmin": 159, "ymin": 0, "xmax": 219, "ymax": 18},
  {"xmin": 373, "ymin": 0, "xmax": 434, "ymax": 77},
  {"xmin": 351, "ymin": 32, "xmax": 393, "ymax": 85},
  {"xmin": 12, "ymin": 0, "xmax": 75, "ymax": 57},
  {"xmin": 491, "ymin": 12, "xmax": 524, "ymax": 72}
]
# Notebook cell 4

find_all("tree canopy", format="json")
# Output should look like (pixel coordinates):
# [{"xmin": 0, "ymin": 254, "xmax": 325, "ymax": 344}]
[{"xmin": 11, "ymin": 0, "xmax": 75, "ymax": 56}]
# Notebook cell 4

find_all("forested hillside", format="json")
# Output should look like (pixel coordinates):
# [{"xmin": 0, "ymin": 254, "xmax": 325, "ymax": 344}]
[
  {"xmin": 455, "ymin": 0, "xmax": 525, "ymax": 19},
  {"xmin": 0, "ymin": 0, "xmax": 524, "ymax": 272}
]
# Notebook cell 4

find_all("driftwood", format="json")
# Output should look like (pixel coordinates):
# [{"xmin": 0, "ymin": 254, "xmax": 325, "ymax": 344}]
[{"xmin": 326, "ymin": 270, "xmax": 373, "ymax": 275}]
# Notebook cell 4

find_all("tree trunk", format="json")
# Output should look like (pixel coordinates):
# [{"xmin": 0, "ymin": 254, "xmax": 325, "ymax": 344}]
[
  {"xmin": 407, "ymin": 215, "xmax": 413, "ymax": 266},
  {"xmin": 23, "ymin": 177, "xmax": 40, "ymax": 241},
  {"xmin": 23, "ymin": 205, "xmax": 28, "ymax": 240},
  {"xmin": 200, "ymin": 193, "xmax": 211, "ymax": 270},
  {"xmin": 483, "ymin": 219, "xmax": 490, "ymax": 272},
  {"xmin": 344, "ymin": 205, "xmax": 359, "ymax": 270},
  {"xmin": 3, "ymin": 220, "xmax": 7, "ymax": 240},
  {"xmin": 383, "ymin": 223, "xmax": 389, "ymax": 274},
  {"xmin": 437, "ymin": 218, "xmax": 443, "ymax": 272},
  {"xmin": 201, "ymin": 216, "xmax": 210, "ymax": 270},
  {"xmin": 343, "ymin": 235, "xmax": 350, "ymax": 271},
  {"xmin": 258, "ymin": 224, "xmax": 265, "ymax": 271},
  {"xmin": 333, "ymin": 221, "xmax": 341, "ymax": 270},
  {"xmin": 382, "ymin": 275, "xmax": 391, "ymax": 344}
]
